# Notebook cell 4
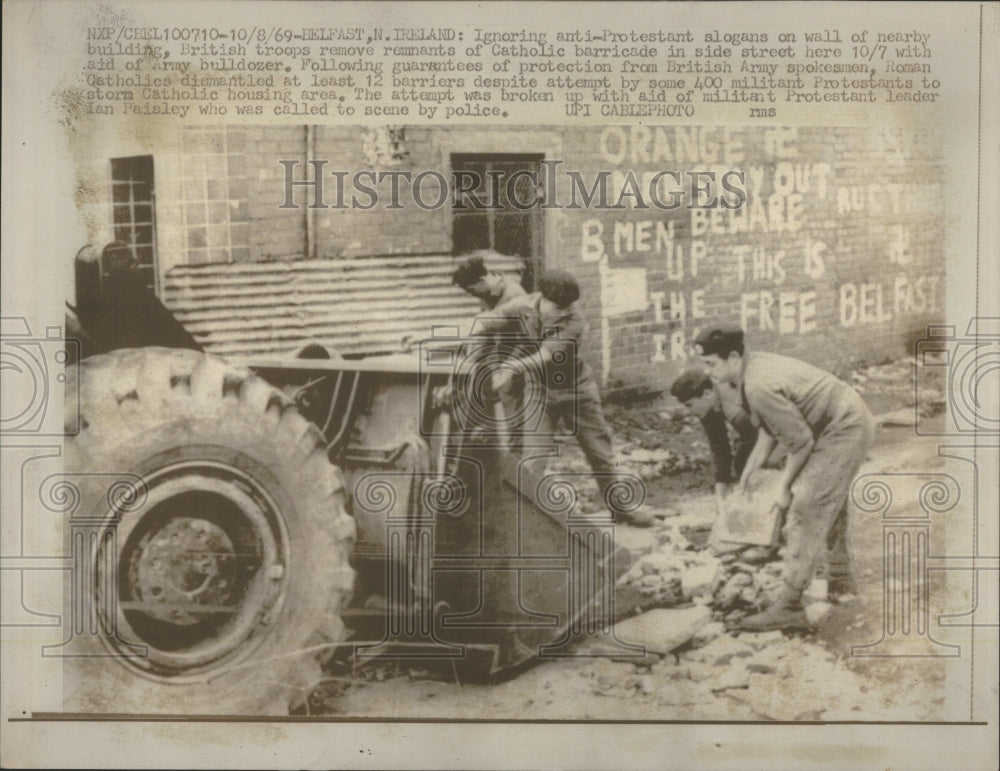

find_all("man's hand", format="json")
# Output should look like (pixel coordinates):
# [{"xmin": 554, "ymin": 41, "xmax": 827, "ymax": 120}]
[
  {"xmin": 775, "ymin": 484, "xmax": 793, "ymax": 512},
  {"xmin": 431, "ymin": 384, "xmax": 452, "ymax": 410},
  {"xmin": 739, "ymin": 429, "xmax": 775, "ymax": 494},
  {"xmin": 491, "ymin": 368, "xmax": 514, "ymax": 394}
]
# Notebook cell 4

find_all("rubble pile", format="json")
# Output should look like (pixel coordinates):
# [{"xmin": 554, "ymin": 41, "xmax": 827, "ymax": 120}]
[
  {"xmin": 712, "ymin": 551, "xmax": 785, "ymax": 624},
  {"xmin": 618, "ymin": 520, "xmax": 723, "ymax": 607},
  {"xmin": 607, "ymin": 400, "xmax": 715, "ymax": 487},
  {"xmin": 574, "ymin": 611, "xmax": 910, "ymax": 719}
]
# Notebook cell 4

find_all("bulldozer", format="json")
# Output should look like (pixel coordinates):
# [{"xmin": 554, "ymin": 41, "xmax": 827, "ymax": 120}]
[{"xmin": 61, "ymin": 243, "xmax": 640, "ymax": 715}]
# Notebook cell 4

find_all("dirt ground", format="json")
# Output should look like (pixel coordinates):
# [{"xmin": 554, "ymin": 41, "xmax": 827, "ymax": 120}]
[{"xmin": 301, "ymin": 358, "xmax": 969, "ymax": 722}]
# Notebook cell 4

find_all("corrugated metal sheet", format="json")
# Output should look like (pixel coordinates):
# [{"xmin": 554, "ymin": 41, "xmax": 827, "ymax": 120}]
[{"xmin": 161, "ymin": 253, "xmax": 527, "ymax": 357}]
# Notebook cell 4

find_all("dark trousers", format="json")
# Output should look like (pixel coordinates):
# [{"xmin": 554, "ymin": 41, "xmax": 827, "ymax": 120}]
[{"xmin": 526, "ymin": 379, "xmax": 622, "ymax": 515}]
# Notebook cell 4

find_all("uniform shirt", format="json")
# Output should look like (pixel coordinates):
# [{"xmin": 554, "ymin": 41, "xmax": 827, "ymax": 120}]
[
  {"xmin": 474, "ymin": 292, "xmax": 593, "ymax": 387},
  {"xmin": 740, "ymin": 350, "xmax": 866, "ymax": 452},
  {"xmin": 480, "ymin": 275, "xmax": 527, "ymax": 311}
]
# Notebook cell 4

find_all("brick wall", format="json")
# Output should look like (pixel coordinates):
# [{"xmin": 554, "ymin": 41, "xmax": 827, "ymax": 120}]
[
  {"xmin": 171, "ymin": 123, "xmax": 945, "ymax": 393},
  {"xmin": 539, "ymin": 125, "xmax": 944, "ymax": 393}
]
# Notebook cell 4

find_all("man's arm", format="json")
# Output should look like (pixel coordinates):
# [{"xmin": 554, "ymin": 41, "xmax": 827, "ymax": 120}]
[
  {"xmin": 471, "ymin": 296, "xmax": 532, "ymax": 335},
  {"xmin": 728, "ymin": 409, "xmax": 758, "ymax": 477},
  {"xmin": 739, "ymin": 428, "xmax": 777, "ymax": 492},
  {"xmin": 775, "ymin": 436, "xmax": 815, "ymax": 508},
  {"xmin": 701, "ymin": 409, "xmax": 735, "ymax": 484},
  {"xmin": 745, "ymin": 385, "xmax": 815, "ymax": 506},
  {"xmin": 700, "ymin": 409, "xmax": 735, "ymax": 517}
]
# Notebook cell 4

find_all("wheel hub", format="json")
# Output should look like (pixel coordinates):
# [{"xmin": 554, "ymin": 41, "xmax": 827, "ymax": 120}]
[
  {"xmin": 132, "ymin": 517, "xmax": 238, "ymax": 625},
  {"xmin": 98, "ymin": 461, "xmax": 290, "ymax": 679}
]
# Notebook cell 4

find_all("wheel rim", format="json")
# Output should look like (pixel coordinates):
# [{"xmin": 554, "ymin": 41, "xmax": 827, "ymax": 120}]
[{"xmin": 96, "ymin": 460, "xmax": 290, "ymax": 680}]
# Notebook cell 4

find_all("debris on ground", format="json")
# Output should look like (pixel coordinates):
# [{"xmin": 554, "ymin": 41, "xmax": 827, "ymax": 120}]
[
  {"xmin": 302, "ymin": 356, "xmax": 953, "ymax": 722},
  {"xmin": 851, "ymin": 356, "xmax": 945, "ymax": 421},
  {"xmin": 600, "ymin": 606, "xmax": 712, "ymax": 655}
]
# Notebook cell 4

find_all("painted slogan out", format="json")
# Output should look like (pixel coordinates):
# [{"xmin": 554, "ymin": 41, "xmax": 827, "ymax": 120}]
[{"xmin": 577, "ymin": 125, "xmax": 944, "ymax": 363}]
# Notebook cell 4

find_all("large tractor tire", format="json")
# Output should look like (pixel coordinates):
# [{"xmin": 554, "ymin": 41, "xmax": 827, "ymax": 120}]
[{"xmin": 62, "ymin": 348, "xmax": 355, "ymax": 715}]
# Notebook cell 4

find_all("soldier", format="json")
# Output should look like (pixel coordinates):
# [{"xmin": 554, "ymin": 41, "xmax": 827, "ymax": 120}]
[
  {"xmin": 452, "ymin": 253, "xmax": 528, "ymax": 437},
  {"xmin": 670, "ymin": 369, "xmax": 757, "ymax": 518},
  {"xmin": 474, "ymin": 270, "xmax": 655, "ymax": 528},
  {"xmin": 451, "ymin": 252, "xmax": 527, "ymax": 311},
  {"xmin": 695, "ymin": 324, "xmax": 874, "ymax": 630}
]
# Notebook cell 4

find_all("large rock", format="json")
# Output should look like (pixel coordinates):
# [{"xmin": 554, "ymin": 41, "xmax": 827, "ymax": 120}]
[
  {"xmin": 710, "ymin": 470, "xmax": 784, "ymax": 547},
  {"xmin": 682, "ymin": 561, "xmax": 721, "ymax": 599},
  {"xmin": 804, "ymin": 601, "xmax": 832, "ymax": 625},
  {"xmin": 613, "ymin": 605, "xmax": 712, "ymax": 655},
  {"xmin": 612, "ymin": 525, "xmax": 659, "ymax": 554},
  {"xmin": 687, "ymin": 635, "xmax": 755, "ymax": 665},
  {"xmin": 637, "ymin": 552, "xmax": 683, "ymax": 575}
]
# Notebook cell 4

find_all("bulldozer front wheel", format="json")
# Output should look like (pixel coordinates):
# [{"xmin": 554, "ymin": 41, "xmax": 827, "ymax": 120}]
[{"xmin": 63, "ymin": 348, "xmax": 355, "ymax": 715}]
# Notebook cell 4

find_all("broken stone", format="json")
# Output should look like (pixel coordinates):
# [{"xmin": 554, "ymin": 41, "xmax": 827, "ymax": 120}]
[
  {"xmin": 724, "ymin": 609, "xmax": 747, "ymax": 624},
  {"xmin": 637, "ymin": 552, "xmax": 683, "ymax": 575},
  {"xmin": 750, "ymin": 643, "xmax": 790, "ymax": 668},
  {"xmin": 682, "ymin": 562, "xmax": 720, "ymax": 599},
  {"xmin": 668, "ymin": 533, "xmax": 695, "ymax": 552},
  {"xmin": 715, "ymin": 572, "xmax": 754, "ymax": 609},
  {"xmin": 688, "ymin": 635, "xmax": 755, "ymax": 666},
  {"xmin": 739, "ymin": 546, "xmax": 777, "ymax": 564},
  {"xmin": 739, "ymin": 586, "xmax": 761, "ymax": 605},
  {"xmin": 612, "ymin": 525, "xmax": 659, "ymax": 555},
  {"xmin": 613, "ymin": 605, "xmax": 712, "ymax": 655},
  {"xmin": 876, "ymin": 408, "xmax": 917, "ymax": 427},
  {"xmin": 711, "ymin": 474, "xmax": 784, "ymax": 547},
  {"xmin": 708, "ymin": 534, "xmax": 746, "ymax": 555},
  {"xmin": 804, "ymin": 601, "xmax": 832, "ymax": 625},
  {"xmin": 623, "ymin": 565, "xmax": 643, "ymax": 583},
  {"xmin": 628, "ymin": 448, "xmax": 675, "ymax": 463},
  {"xmin": 737, "ymin": 630, "xmax": 784, "ymax": 649},
  {"xmin": 653, "ymin": 583, "xmax": 685, "ymax": 605},
  {"xmin": 589, "ymin": 658, "xmax": 635, "ymax": 690},
  {"xmin": 689, "ymin": 621, "xmax": 727, "ymax": 648},
  {"xmin": 726, "ymin": 572, "xmax": 754, "ymax": 588},
  {"xmin": 615, "ymin": 651, "xmax": 661, "ymax": 668},
  {"xmin": 709, "ymin": 661, "xmax": 752, "ymax": 691}
]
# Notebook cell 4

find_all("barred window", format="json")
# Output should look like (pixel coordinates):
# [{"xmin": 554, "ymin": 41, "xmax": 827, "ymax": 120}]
[
  {"xmin": 451, "ymin": 153, "xmax": 544, "ymax": 290},
  {"xmin": 110, "ymin": 155, "xmax": 157, "ymax": 293}
]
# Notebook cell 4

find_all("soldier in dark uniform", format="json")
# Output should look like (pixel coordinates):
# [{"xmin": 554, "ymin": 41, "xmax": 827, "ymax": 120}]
[
  {"xmin": 695, "ymin": 325, "xmax": 874, "ymax": 630},
  {"xmin": 474, "ymin": 270, "xmax": 655, "ymax": 528},
  {"xmin": 671, "ymin": 369, "xmax": 757, "ymax": 517}
]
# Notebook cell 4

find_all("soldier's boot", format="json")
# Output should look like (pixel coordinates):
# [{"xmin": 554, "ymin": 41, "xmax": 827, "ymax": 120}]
[
  {"xmin": 826, "ymin": 544, "xmax": 857, "ymax": 597},
  {"xmin": 827, "ymin": 566, "xmax": 857, "ymax": 598},
  {"xmin": 740, "ymin": 584, "xmax": 812, "ymax": 631}
]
